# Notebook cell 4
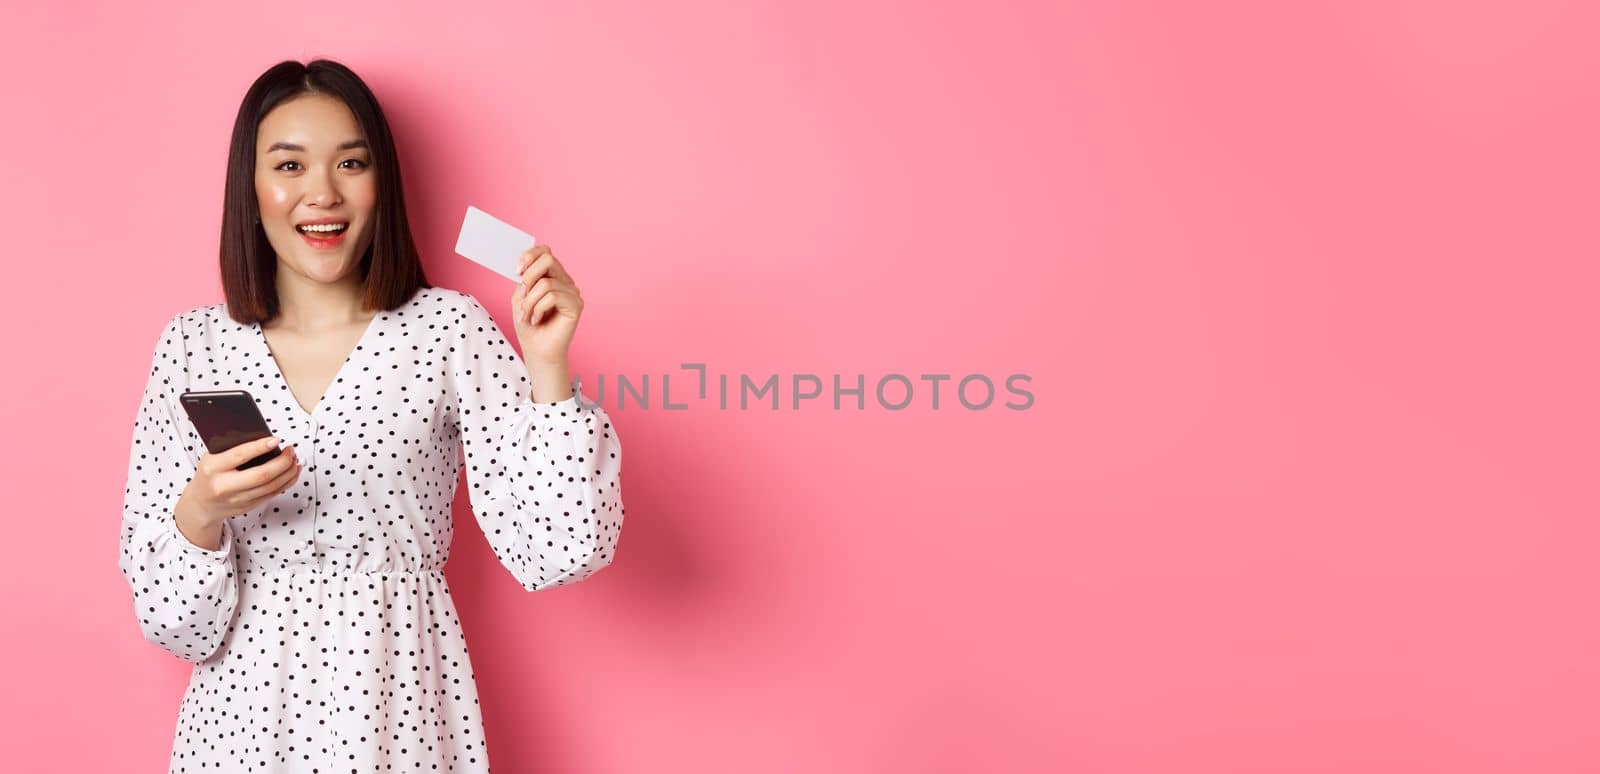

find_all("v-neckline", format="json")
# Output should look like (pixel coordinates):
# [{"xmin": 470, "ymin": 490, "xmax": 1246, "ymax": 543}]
[{"xmin": 253, "ymin": 307, "xmax": 387, "ymax": 421}]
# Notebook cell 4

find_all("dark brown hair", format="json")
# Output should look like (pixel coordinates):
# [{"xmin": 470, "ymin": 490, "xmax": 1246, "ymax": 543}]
[{"xmin": 219, "ymin": 58, "xmax": 430, "ymax": 325}]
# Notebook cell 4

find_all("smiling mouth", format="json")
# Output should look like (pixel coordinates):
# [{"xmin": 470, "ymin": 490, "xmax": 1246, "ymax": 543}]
[
  {"xmin": 298, "ymin": 224, "xmax": 348, "ymax": 248},
  {"xmin": 297, "ymin": 223, "xmax": 349, "ymax": 237}
]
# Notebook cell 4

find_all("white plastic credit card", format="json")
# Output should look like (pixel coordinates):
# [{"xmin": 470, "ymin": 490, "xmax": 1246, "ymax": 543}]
[{"xmin": 454, "ymin": 205, "xmax": 536, "ymax": 281}]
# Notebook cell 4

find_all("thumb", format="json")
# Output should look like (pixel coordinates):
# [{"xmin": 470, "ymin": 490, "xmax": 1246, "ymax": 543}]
[{"xmin": 227, "ymin": 435, "xmax": 282, "ymax": 467}]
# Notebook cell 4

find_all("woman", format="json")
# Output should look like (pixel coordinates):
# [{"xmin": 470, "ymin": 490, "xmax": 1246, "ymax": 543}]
[{"xmin": 118, "ymin": 58, "xmax": 625, "ymax": 772}]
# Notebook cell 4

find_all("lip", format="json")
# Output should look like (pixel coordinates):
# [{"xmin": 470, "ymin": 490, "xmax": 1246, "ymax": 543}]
[
  {"xmin": 299, "ymin": 228, "xmax": 347, "ymax": 250},
  {"xmin": 295, "ymin": 216, "xmax": 351, "ymax": 250}
]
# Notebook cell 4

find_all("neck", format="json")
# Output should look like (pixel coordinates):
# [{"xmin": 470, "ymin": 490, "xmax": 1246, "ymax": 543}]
[{"xmin": 269, "ymin": 265, "xmax": 371, "ymax": 332}]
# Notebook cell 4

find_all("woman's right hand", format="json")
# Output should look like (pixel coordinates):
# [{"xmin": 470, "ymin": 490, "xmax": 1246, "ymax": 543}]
[{"xmin": 177, "ymin": 436, "xmax": 301, "ymax": 527}]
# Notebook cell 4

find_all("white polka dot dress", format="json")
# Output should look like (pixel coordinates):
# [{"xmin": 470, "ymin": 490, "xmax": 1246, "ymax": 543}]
[{"xmin": 118, "ymin": 286, "xmax": 625, "ymax": 772}]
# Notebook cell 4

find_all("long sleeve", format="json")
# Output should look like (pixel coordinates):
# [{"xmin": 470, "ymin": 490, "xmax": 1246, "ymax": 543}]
[
  {"xmin": 450, "ymin": 295, "xmax": 625, "ymax": 591},
  {"xmin": 117, "ymin": 313, "xmax": 240, "ymax": 664}
]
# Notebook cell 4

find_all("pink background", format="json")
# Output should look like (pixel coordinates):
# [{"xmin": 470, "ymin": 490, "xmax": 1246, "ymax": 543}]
[{"xmin": 2, "ymin": 1, "xmax": 1596, "ymax": 771}]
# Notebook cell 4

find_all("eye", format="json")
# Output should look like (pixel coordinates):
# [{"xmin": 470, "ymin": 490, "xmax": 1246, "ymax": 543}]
[{"xmin": 271, "ymin": 158, "xmax": 367, "ymax": 172}]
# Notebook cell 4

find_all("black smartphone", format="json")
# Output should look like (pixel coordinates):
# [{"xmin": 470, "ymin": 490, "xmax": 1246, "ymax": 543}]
[{"xmin": 179, "ymin": 389, "xmax": 282, "ymax": 470}]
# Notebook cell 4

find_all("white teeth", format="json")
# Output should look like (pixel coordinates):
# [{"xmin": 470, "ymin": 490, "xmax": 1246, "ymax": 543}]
[{"xmin": 298, "ymin": 223, "xmax": 348, "ymax": 234}]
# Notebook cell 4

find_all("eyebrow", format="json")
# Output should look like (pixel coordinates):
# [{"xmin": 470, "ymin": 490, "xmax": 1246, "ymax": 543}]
[{"xmin": 265, "ymin": 139, "xmax": 369, "ymax": 153}]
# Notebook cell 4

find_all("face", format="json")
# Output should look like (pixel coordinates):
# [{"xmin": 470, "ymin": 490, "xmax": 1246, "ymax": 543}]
[{"xmin": 254, "ymin": 93, "xmax": 377, "ymax": 286}]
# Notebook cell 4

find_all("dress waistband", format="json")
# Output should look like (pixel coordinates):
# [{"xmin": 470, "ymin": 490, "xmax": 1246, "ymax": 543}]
[{"xmin": 236, "ymin": 563, "xmax": 446, "ymax": 577}]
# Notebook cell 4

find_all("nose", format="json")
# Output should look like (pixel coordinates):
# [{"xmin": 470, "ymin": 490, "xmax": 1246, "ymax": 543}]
[{"xmin": 305, "ymin": 169, "xmax": 342, "ymax": 208}]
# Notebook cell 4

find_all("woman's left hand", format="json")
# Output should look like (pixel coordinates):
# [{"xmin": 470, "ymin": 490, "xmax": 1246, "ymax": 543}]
[{"xmin": 511, "ymin": 244, "xmax": 584, "ymax": 368}]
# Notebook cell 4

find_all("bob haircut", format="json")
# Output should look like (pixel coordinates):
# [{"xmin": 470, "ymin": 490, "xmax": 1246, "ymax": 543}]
[{"xmin": 219, "ymin": 58, "xmax": 430, "ymax": 325}]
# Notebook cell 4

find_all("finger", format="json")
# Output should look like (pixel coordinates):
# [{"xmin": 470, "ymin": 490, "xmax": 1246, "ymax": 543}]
[
  {"xmin": 516, "ymin": 245, "xmax": 554, "ymax": 280},
  {"xmin": 528, "ymin": 291, "xmax": 560, "ymax": 326},
  {"xmin": 512, "ymin": 277, "xmax": 570, "ymax": 322},
  {"xmin": 214, "ymin": 443, "xmax": 296, "ymax": 491},
  {"xmin": 233, "ymin": 456, "xmax": 302, "ymax": 505},
  {"xmin": 517, "ymin": 252, "xmax": 555, "ymax": 287},
  {"xmin": 525, "ymin": 276, "xmax": 579, "ymax": 306},
  {"xmin": 523, "ymin": 280, "xmax": 576, "ymax": 325},
  {"xmin": 521, "ymin": 278, "xmax": 557, "ymax": 323},
  {"xmin": 229, "ymin": 434, "xmax": 283, "ymax": 466},
  {"xmin": 204, "ymin": 435, "xmax": 282, "ymax": 475},
  {"xmin": 518, "ymin": 250, "xmax": 575, "ymax": 287},
  {"xmin": 543, "ymin": 253, "xmax": 574, "ymax": 285},
  {"xmin": 530, "ymin": 289, "xmax": 580, "ymax": 326}
]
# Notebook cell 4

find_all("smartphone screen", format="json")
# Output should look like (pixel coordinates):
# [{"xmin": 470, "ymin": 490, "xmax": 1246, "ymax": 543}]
[{"xmin": 179, "ymin": 389, "xmax": 281, "ymax": 470}]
